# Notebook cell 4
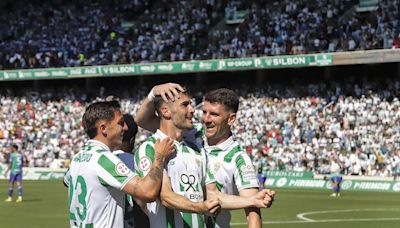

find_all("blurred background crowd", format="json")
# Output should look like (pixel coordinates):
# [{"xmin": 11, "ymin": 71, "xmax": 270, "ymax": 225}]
[
  {"xmin": 0, "ymin": 0, "xmax": 399, "ymax": 70},
  {"xmin": 0, "ymin": 0, "xmax": 399, "ymax": 177},
  {"xmin": 0, "ymin": 75, "xmax": 399, "ymax": 177}
]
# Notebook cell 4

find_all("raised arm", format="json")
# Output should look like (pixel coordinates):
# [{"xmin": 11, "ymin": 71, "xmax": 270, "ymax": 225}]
[
  {"xmin": 160, "ymin": 174, "xmax": 220, "ymax": 215},
  {"xmin": 135, "ymin": 83, "xmax": 185, "ymax": 132},
  {"xmin": 123, "ymin": 138, "xmax": 174, "ymax": 202}
]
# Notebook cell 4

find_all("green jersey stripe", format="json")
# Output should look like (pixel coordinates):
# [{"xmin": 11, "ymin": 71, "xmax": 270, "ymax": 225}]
[
  {"xmin": 197, "ymin": 214, "xmax": 204, "ymax": 228},
  {"xmin": 209, "ymin": 149, "xmax": 222, "ymax": 156},
  {"xmin": 182, "ymin": 145, "xmax": 190, "ymax": 153},
  {"xmin": 148, "ymin": 136, "xmax": 156, "ymax": 144},
  {"xmin": 98, "ymin": 176, "xmax": 107, "ymax": 187},
  {"xmin": 134, "ymin": 148, "xmax": 144, "ymax": 177},
  {"xmin": 182, "ymin": 213, "xmax": 192, "ymax": 228},
  {"xmin": 223, "ymin": 145, "xmax": 241, "ymax": 162},
  {"xmin": 166, "ymin": 208, "xmax": 175, "ymax": 228},
  {"xmin": 145, "ymin": 144, "xmax": 155, "ymax": 161},
  {"xmin": 97, "ymin": 155, "xmax": 127, "ymax": 184},
  {"xmin": 235, "ymin": 155, "xmax": 251, "ymax": 185},
  {"xmin": 216, "ymin": 181, "xmax": 223, "ymax": 191}
]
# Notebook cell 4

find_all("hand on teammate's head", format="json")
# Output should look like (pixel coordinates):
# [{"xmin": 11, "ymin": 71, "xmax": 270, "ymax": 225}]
[{"xmin": 152, "ymin": 83, "xmax": 185, "ymax": 102}]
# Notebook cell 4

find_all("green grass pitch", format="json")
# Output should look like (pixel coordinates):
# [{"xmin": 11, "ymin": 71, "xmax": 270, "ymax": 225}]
[{"xmin": 1, "ymin": 180, "xmax": 399, "ymax": 228}]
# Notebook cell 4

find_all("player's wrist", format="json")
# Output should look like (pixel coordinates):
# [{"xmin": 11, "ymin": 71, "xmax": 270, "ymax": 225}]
[
  {"xmin": 153, "ymin": 153, "xmax": 166, "ymax": 163},
  {"xmin": 196, "ymin": 202, "xmax": 207, "ymax": 214},
  {"xmin": 147, "ymin": 88, "xmax": 156, "ymax": 101}
]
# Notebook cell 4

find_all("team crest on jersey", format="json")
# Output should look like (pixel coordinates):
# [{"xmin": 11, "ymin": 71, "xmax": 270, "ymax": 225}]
[
  {"xmin": 115, "ymin": 162, "xmax": 130, "ymax": 176},
  {"xmin": 139, "ymin": 157, "xmax": 152, "ymax": 172},
  {"xmin": 214, "ymin": 161, "xmax": 221, "ymax": 172},
  {"xmin": 195, "ymin": 158, "xmax": 201, "ymax": 167}
]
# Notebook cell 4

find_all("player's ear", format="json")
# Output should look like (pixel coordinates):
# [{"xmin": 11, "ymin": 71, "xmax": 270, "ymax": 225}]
[
  {"xmin": 160, "ymin": 104, "xmax": 171, "ymax": 119},
  {"xmin": 227, "ymin": 112, "xmax": 236, "ymax": 126},
  {"xmin": 98, "ymin": 120, "xmax": 108, "ymax": 136}
]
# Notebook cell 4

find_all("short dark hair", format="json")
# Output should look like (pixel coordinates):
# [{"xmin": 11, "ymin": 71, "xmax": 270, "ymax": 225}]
[
  {"xmin": 82, "ymin": 101, "xmax": 121, "ymax": 139},
  {"xmin": 122, "ymin": 114, "xmax": 138, "ymax": 142},
  {"xmin": 204, "ymin": 88, "xmax": 239, "ymax": 113},
  {"xmin": 153, "ymin": 89, "xmax": 190, "ymax": 116},
  {"xmin": 12, "ymin": 145, "xmax": 18, "ymax": 150}
]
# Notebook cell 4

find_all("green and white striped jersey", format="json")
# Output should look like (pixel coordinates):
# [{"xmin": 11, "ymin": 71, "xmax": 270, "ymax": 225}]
[
  {"xmin": 68, "ymin": 140, "xmax": 136, "ymax": 228},
  {"xmin": 134, "ymin": 129, "xmax": 215, "ymax": 228},
  {"xmin": 205, "ymin": 136, "xmax": 258, "ymax": 228}
]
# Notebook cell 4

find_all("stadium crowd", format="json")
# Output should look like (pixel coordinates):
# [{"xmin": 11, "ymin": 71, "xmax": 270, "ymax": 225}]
[
  {"xmin": 0, "ymin": 77, "xmax": 399, "ymax": 177},
  {"xmin": 1, "ymin": 0, "xmax": 399, "ymax": 70}
]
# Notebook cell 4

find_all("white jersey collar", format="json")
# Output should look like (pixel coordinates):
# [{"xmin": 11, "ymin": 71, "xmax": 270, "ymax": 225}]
[
  {"xmin": 204, "ymin": 134, "xmax": 234, "ymax": 152},
  {"xmin": 155, "ymin": 129, "xmax": 183, "ymax": 147},
  {"xmin": 87, "ymin": 139, "xmax": 111, "ymax": 151}
]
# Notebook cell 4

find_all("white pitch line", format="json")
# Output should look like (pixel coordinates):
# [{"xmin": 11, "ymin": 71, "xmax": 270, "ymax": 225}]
[
  {"xmin": 230, "ymin": 208, "xmax": 400, "ymax": 226},
  {"xmin": 296, "ymin": 208, "xmax": 400, "ymax": 221},
  {"xmin": 231, "ymin": 218, "xmax": 400, "ymax": 226}
]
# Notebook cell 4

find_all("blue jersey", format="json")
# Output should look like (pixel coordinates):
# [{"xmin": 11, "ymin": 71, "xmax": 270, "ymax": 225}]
[
  {"xmin": 328, "ymin": 173, "xmax": 342, "ymax": 183},
  {"xmin": 9, "ymin": 153, "xmax": 23, "ymax": 174}
]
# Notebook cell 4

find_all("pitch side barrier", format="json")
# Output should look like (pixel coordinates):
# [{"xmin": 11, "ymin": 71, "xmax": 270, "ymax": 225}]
[
  {"xmin": 1, "ymin": 166, "xmax": 398, "ymax": 193},
  {"xmin": 0, "ymin": 49, "xmax": 399, "ymax": 81},
  {"xmin": 0, "ymin": 166, "xmax": 67, "ymax": 180},
  {"xmin": 264, "ymin": 171, "xmax": 400, "ymax": 193}
]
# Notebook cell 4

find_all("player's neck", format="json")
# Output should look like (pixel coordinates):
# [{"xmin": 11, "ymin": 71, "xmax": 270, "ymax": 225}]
[
  {"xmin": 207, "ymin": 131, "xmax": 231, "ymax": 146},
  {"xmin": 93, "ymin": 136, "xmax": 114, "ymax": 151},
  {"xmin": 159, "ymin": 121, "xmax": 184, "ymax": 142}
]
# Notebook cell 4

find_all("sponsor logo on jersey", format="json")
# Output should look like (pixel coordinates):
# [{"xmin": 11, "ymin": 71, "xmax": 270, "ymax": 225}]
[
  {"xmin": 115, "ymin": 162, "xmax": 130, "ymax": 176},
  {"xmin": 139, "ymin": 157, "xmax": 152, "ymax": 172},
  {"xmin": 240, "ymin": 164, "xmax": 256, "ymax": 180}
]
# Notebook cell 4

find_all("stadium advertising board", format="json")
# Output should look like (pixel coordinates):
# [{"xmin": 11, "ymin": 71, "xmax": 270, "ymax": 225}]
[
  {"xmin": 265, "ymin": 175, "xmax": 400, "ymax": 193},
  {"xmin": 0, "ymin": 167, "xmax": 67, "ymax": 180},
  {"xmin": 0, "ymin": 53, "xmax": 333, "ymax": 81},
  {"xmin": 0, "ymin": 165, "xmax": 397, "ymax": 192},
  {"xmin": 1, "ymin": 49, "xmax": 400, "ymax": 81}
]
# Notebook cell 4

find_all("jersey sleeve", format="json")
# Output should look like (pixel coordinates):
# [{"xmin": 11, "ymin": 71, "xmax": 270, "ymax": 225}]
[
  {"xmin": 233, "ymin": 153, "xmax": 259, "ymax": 191},
  {"xmin": 203, "ymin": 152, "xmax": 216, "ymax": 185},
  {"xmin": 134, "ymin": 139, "xmax": 156, "ymax": 178},
  {"xmin": 95, "ymin": 152, "xmax": 136, "ymax": 190}
]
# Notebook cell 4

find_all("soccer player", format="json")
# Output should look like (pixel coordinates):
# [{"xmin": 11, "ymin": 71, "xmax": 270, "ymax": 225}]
[
  {"xmin": 202, "ymin": 88, "xmax": 269, "ymax": 228},
  {"xmin": 4, "ymin": 144, "xmax": 24, "ymax": 203},
  {"xmin": 113, "ymin": 114, "xmax": 150, "ymax": 228},
  {"xmin": 68, "ymin": 100, "xmax": 174, "ymax": 228},
  {"xmin": 255, "ymin": 150, "xmax": 268, "ymax": 190},
  {"xmin": 134, "ymin": 89, "xmax": 220, "ymax": 228},
  {"xmin": 324, "ymin": 172, "xmax": 343, "ymax": 197},
  {"xmin": 64, "ymin": 113, "xmax": 149, "ymax": 228},
  {"xmin": 135, "ymin": 84, "xmax": 275, "ymax": 228}
]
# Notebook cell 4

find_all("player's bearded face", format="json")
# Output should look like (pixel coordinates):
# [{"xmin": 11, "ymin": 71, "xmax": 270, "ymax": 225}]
[
  {"xmin": 202, "ymin": 101, "xmax": 231, "ymax": 143},
  {"xmin": 170, "ymin": 94, "xmax": 194, "ymax": 130}
]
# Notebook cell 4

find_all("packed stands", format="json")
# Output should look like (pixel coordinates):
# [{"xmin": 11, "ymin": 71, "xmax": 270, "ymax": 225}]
[
  {"xmin": 0, "ymin": 75, "xmax": 399, "ymax": 177},
  {"xmin": 1, "ymin": 0, "xmax": 399, "ymax": 70}
]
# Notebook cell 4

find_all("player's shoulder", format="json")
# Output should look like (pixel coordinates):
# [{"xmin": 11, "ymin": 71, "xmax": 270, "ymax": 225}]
[
  {"xmin": 82, "ymin": 140, "xmax": 109, "ymax": 154},
  {"xmin": 137, "ymin": 135, "xmax": 157, "ymax": 152},
  {"xmin": 223, "ymin": 143, "xmax": 248, "ymax": 163}
]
